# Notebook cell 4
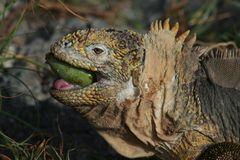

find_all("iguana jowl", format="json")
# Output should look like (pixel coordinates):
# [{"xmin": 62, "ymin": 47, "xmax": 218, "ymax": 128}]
[{"xmin": 47, "ymin": 19, "xmax": 240, "ymax": 159}]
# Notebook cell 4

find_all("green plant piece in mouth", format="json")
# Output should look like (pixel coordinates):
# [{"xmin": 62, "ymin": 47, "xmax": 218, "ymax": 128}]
[{"xmin": 46, "ymin": 54, "xmax": 95, "ymax": 88}]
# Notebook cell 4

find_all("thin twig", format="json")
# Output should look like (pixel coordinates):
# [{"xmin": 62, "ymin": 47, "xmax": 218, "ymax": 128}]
[
  {"xmin": 0, "ymin": 92, "xmax": 24, "ymax": 99},
  {"xmin": 5, "ymin": 72, "xmax": 38, "ymax": 102},
  {"xmin": 56, "ymin": 116, "xmax": 64, "ymax": 157},
  {"xmin": 56, "ymin": 0, "xmax": 88, "ymax": 22}
]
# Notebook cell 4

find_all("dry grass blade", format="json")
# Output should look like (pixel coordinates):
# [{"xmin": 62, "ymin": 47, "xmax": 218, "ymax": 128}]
[
  {"xmin": 0, "ymin": 5, "xmax": 27, "ymax": 54},
  {"xmin": 56, "ymin": 0, "xmax": 88, "ymax": 22},
  {"xmin": 38, "ymin": 0, "xmax": 87, "ymax": 22},
  {"xmin": 0, "ymin": 92, "xmax": 24, "ymax": 99},
  {"xmin": 0, "ymin": 153, "xmax": 11, "ymax": 160},
  {"xmin": 0, "ymin": 131, "xmax": 73, "ymax": 160},
  {"xmin": 189, "ymin": 0, "xmax": 218, "ymax": 25}
]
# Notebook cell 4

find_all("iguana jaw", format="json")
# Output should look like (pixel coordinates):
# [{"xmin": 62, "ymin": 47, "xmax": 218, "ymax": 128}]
[
  {"xmin": 47, "ymin": 48, "xmax": 117, "ymax": 106},
  {"xmin": 47, "ymin": 54, "xmax": 100, "ymax": 90}
]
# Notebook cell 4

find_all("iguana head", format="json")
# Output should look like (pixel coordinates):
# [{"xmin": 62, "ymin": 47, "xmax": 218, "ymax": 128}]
[
  {"xmin": 48, "ymin": 29, "xmax": 153, "ymax": 158},
  {"xmin": 49, "ymin": 29, "xmax": 143, "ymax": 108}
]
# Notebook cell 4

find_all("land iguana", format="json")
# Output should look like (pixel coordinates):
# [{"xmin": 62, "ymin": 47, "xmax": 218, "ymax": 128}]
[{"xmin": 46, "ymin": 19, "xmax": 240, "ymax": 160}]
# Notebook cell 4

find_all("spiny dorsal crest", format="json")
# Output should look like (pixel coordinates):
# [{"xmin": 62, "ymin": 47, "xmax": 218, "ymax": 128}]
[
  {"xmin": 141, "ymin": 19, "xmax": 197, "ymax": 95},
  {"xmin": 134, "ymin": 19, "xmax": 198, "ymax": 146},
  {"xmin": 149, "ymin": 18, "xmax": 196, "ymax": 46},
  {"xmin": 202, "ymin": 48, "xmax": 240, "ymax": 59}
]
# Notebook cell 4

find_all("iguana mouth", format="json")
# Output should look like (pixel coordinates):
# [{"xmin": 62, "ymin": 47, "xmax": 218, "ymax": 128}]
[{"xmin": 46, "ymin": 54, "xmax": 98, "ymax": 91}]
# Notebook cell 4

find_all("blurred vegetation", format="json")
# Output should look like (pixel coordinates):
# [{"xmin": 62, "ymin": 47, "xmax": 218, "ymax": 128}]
[
  {"xmin": 0, "ymin": 131, "xmax": 73, "ymax": 160},
  {"xmin": 0, "ymin": 0, "xmax": 240, "ymax": 159}
]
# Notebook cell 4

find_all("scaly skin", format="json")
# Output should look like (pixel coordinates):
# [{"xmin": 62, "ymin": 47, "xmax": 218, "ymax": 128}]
[
  {"xmin": 48, "ymin": 20, "xmax": 240, "ymax": 159},
  {"xmin": 50, "ymin": 29, "xmax": 143, "ymax": 106}
]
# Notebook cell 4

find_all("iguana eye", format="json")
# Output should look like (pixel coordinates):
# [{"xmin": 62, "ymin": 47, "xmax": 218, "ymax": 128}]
[
  {"xmin": 93, "ymin": 47, "xmax": 104, "ymax": 55},
  {"xmin": 86, "ymin": 44, "xmax": 109, "ymax": 57}
]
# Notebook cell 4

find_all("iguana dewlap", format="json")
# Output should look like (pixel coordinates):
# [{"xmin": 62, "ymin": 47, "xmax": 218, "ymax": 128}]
[{"xmin": 47, "ymin": 19, "xmax": 240, "ymax": 160}]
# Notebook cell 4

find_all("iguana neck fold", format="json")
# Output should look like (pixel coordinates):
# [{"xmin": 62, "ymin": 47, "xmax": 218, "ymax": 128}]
[{"xmin": 119, "ymin": 20, "xmax": 199, "ymax": 158}]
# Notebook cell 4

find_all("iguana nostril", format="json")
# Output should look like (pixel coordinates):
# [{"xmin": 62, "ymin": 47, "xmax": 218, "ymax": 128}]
[{"xmin": 62, "ymin": 41, "xmax": 72, "ymax": 48}]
